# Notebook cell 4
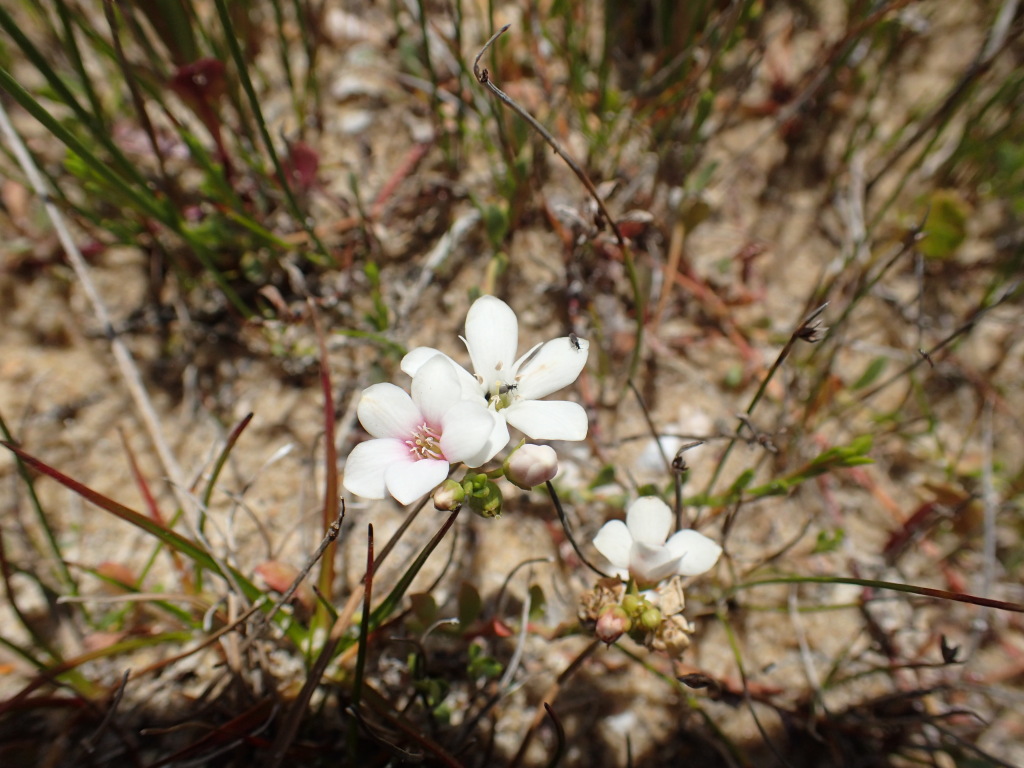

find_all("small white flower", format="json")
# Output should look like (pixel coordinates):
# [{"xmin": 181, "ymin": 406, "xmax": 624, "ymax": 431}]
[
  {"xmin": 403, "ymin": 295, "xmax": 590, "ymax": 443},
  {"xmin": 592, "ymin": 497, "xmax": 722, "ymax": 585},
  {"xmin": 343, "ymin": 356, "xmax": 499, "ymax": 505}
]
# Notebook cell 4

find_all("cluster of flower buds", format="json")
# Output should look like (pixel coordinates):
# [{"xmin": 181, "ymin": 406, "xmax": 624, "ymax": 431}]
[{"xmin": 579, "ymin": 575, "xmax": 698, "ymax": 658}]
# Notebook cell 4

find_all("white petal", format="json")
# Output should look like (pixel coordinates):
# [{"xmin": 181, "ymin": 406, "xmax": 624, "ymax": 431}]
[
  {"xmin": 356, "ymin": 383, "xmax": 421, "ymax": 439},
  {"xmin": 385, "ymin": 458, "xmax": 449, "ymax": 504},
  {"xmin": 514, "ymin": 336, "xmax": 589, "ymax": 400},
  {"xmin": 403, "ymin": 348, "xmax": 482, "ymax": 401},
  {"xmin": 503, "ymin": 399, "xmax": 589, "ymax": 441},
  {"xmin": 630, "ymin": 541, "xmax": 684, "ymax": 584},
  {"xmin": 411, "ymin": 356, "xmax": 462, "ymax": 425},
  {"xmin": 438, "ymin": 400, "xmax": 499, "ymax": 464},
  {"xmin": 458, "ymin": 409, "xmax": 510, "ymax": 467},
  {"xmin": 665, "ymin": 529, "xmax": 723, "ymax": 576},
  {"xmin": 343, "ymin": 438, "xmax": 411, "ymax": 499},
  {"xmin": 592, "ymin": 519, "xmax": 632, "ymax": 570},
  {"xmin": 401, "ymin": 346, "xmax": 445, "ymax": 377},
  {"xmin": 465, "ymin": 296, "xmax": 518, "ymax": 384},
  {"xmin": 625, "ymin": 497, "xmax": 673, "ymax": 547}
]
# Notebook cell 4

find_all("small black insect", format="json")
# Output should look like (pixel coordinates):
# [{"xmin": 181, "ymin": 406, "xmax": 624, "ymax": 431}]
[
  {"xmin": 485, "ymin": 382, "xmax": 517, "ymax": 402},
  {"xmin": 569, "ymin": 332, "xmax": 581, "ymax": 351}
]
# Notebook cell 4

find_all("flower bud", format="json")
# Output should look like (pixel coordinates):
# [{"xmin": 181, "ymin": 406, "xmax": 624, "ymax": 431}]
[
  {"xmin": 433, "ymin": 479, "xmax": 465, "ymax": 511},
  {"xmin": 466, "ymin": 478, "xmax": 503, "ymax": 519},
  {"xmin": 503, "ymin": 443, "xmax": 558, "ymax": 490},
  {"xmin": 640, "ymin": 607, "xmax": 663, "ymax": 632},
  {"xmin": 595, "ymin": 606, "xmax": 631, "ymax": 645}
]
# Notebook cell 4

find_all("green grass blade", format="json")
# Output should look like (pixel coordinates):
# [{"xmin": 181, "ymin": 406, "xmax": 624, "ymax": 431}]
[{"xmin": 211, "ymin": 0, "xmax": 332, "ymax": 265}]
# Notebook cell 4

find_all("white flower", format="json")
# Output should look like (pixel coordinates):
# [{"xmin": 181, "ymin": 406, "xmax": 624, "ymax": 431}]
[
  {"xmin": 343, "ymin": 356, "xmax": 499, "ymax": 505},
  {"xmin": 402, "ymin": 295, "xmax": 590, "ymax": 443},
  {"xmin": 592, "ymin": 497, "xmax": 722, "ymax": 585}
]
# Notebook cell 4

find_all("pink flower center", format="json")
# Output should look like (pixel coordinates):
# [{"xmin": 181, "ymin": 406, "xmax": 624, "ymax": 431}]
[{"xmin": 406, "ymin": 423, "xmax": 443, "ymax": 461}]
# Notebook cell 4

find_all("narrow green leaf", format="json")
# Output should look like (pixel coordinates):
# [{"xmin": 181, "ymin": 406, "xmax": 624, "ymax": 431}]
[{"xmin": 851, "ymin": 356, "xmax": 888, "ymax": 390}]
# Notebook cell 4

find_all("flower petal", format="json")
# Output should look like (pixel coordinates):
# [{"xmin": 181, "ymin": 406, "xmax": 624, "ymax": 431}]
[
  {"xmin": 343, "ymin": 438, "xmax": 411, "ymax": 499},
  {"xmin": 514, "ymin": 336, "xmax": 589, "ymax": 400},
  {"xmin": 592, "ymin": 519, "xmax": 632, "ymax": 572},
  {"xmin": 357, "ymin": 383, "xmax": 421, "ymax": 439},
  {"xmin": 465, "ymin": 296, "xmax": 518, "ymax": 385},
  {"xmin": 503, "ymin": 399, "xmax": 589, "ymax": 441},
  {"xmin": 411, "ymin": 355, "xmax": 462, "ymax": 425},
  {"xmin": 625, "ymin": 497, "xmax": 673, "ymax": 547},
  {"xmin": 439, "ymin": 400, "xmax": 502, "ymax": 465},
  {"xmin": 458, "ymin": 409, "xmax": 510, "ymax": 467},
  {"xmin": 665, "ymin": 529, "xmax": 723, "ymax": 576},
  {"xmin": 384, "ymin": 458, "xmax": 449, "ymax": 505},
  {"xmin": 630, "ymin": 541, "xmax": 684, "ymax": 584},
  {"xmin": 403, "ymin": 347, "xmax": 482, "ymax": 400},
  {"xmin": 401, "ymin": 346, "xmax": 444, "ymax": 376}
]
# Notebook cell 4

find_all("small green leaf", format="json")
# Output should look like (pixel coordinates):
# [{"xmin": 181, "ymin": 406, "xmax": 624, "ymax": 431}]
[
  {"xmin": 919, "ymin": 189, "xmax": 970, "ymax": 260},
  {"xmin": 852, "ymin": 357, "xmax": 888, "ymax": 390},
  {"xmin": 467, "ymin": 643, "xmax": 504, "ymax": 680},
  {"xmin": 458, "ymin": 582, "xmax": 482, "ymax": 628},
  {"xmin": 812, "ymin": 528, "xmax": 845, "ymax": 554},
  {"xmin": 528, "ymin": 584, "xmax": 547, "ymax": 621},
  {"xmin": 589, "ymin": 464, "xmax": 617, "ymax": 489},
  {"xmin": 728, "ymin": 469, "xmax": 755, "ymax": 495},
  {"xmin": 409, "ymin": 593, "xmax": 438, "ymax": 625}
]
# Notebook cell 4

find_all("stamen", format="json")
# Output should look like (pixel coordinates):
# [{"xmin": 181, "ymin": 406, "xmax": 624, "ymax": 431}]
[{"xmin": 406, "ymin": 423, "xmax": 444, "ymax": 460}]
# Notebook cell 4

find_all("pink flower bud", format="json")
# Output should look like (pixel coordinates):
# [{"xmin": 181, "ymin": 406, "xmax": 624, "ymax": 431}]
[
  {"xmin": 504, "ymin": 444, "xmax": 558, "ymax": 490},
  {"xmin": 595, "ymin": 607, "xmax": 631, "ymax": 645}
]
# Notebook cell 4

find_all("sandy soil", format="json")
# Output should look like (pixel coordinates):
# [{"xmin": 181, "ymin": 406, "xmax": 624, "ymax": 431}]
[{"xmin": 1, "ymin": 1, "xmax": 1023, "ymax": 766}]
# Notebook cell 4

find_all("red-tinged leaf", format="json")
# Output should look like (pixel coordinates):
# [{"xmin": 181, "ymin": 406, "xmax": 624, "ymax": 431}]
[
  {"xmin": 0, "ymin": 442, "xmax": 265, "ymax": 609},
  {"xmin": 254, "ymin": 560, "xmax": 314, "ymax": 614},
  {"xmin": 119, "ymin": 429, "xmax": 190, "ymax": 591},
  {"xmin": 168, "ymin": 59, "xmax": 231, "ymax": 173},
  {"xmin": 464, "ymin": 616, "xmax": 514, "ymax": 639},
  {"xmin": 616, "ymin": 209, "xmax": 654, "ymax": 239},
  {"xmin": 148, "ymin": 698, "xmax": 276, "ymax": 768},
  {"xmin": 310, "ymin": 303, "xmax": 338, "ymax": 609},
  {"xmin": 169, "ymin": 58, "xmax": 226, "ymax": 108},
  {"xmin": 95, "ymin": 562, "xmax": 137, "ymax": 592},
  {"xmin": 119, "ymin": 429, "xmax": 165, "ymax": 526},
  {"xmin": 82, "ymin": 631, "xmax": 129, "ymax": 653},
  {"xmin": 486, "ymin": 617, "xmax": 513, "ymax": 638},
  {"xmin": 284, "ymin": 142, "xmax": 319, "ymax": 190},
  {"xmin": 201, "ymin": 412, "xmax": 253, "ymax": 506}
]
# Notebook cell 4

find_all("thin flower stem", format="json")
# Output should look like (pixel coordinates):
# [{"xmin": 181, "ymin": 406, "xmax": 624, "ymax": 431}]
[
  {"xmin": 730, "ymin": 575, "xmax": 1024, "ymax": 613},
  {"xmin": 702, "ymin": 301, "xmax": 830, "ymax": 501},
  {"xmin": 545, "ymin": 481, "xmax": 609, "ymax": 579},
  {"xmin": 352, "ymin": 524, "xmax": 374, "ymax": 712},
  {"xmin": 473, "ymin": 25, "xmax": 646, "ymax": 388},
  {"xmin": 474, "ymin": 26, "xmax": 624, "ymax": 248}
]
